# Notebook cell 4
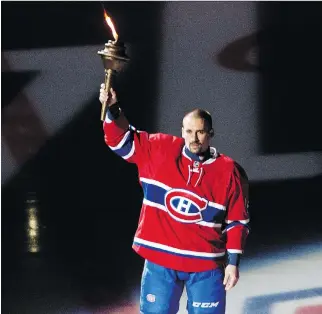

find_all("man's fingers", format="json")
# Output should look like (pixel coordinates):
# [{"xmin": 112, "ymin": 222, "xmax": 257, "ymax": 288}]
[
  {"xmin": 99, "ymin": 91, "xmax": 108, "ymax": 104},
  {"xmin": 99, "ymin": 83, "xmax": 108, "ymax": 101},
  {"xmin": 110, "ymin": 88, "xmax": 116, "ymax": 99},
  {"xmin": 99, "ymin": 83, "xmax": 117, "ymax": 106},
  {"xmin": 223, "ymin": 273, "xmax": 229, "ymax": 286},
  {"xmin": 225, "ymin": 280, "xmax": 233, "ymax": 291},
  {"xmin": 225, "ymin": 276, "xmax": 238, "ymax": 291},
  {"xmin": 100, "ymin": 91, "xmax": 108, "ymax": 99}
]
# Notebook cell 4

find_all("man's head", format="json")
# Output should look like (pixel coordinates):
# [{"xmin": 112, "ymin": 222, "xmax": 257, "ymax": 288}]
[{"xmin": 182, "ymin": 109, "xmax": 214, "ymax": 155}]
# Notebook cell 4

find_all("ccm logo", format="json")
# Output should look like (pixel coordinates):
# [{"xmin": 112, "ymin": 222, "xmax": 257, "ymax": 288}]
[{"xmin": 192, "ymin": 302, "xmax": 219, "ymax": 308}]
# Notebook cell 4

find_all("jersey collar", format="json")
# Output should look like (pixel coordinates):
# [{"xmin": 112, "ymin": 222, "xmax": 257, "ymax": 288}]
[{"xmin": 183, "ymin": 146, "xmax": 214, "ymax": 162}]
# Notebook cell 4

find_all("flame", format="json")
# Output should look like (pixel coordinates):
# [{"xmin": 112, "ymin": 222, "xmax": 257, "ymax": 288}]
[{"xmin": 104, "ymin": 10, "xmax": 118, "ymax": 42}]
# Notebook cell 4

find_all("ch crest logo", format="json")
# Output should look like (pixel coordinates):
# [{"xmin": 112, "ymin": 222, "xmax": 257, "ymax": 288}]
[{"xmin": 164, "ymin": 189, "xmax": 207, "ymax": 223}]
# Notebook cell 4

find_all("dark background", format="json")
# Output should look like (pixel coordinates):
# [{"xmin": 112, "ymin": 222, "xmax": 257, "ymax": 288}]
[
  {"xmin": 2, "ymin": 2, "xmax": 322, "ymax": 313},
  {"xmin": 258, "ymin": 2, "xmax": 322, "ymax": 154}
]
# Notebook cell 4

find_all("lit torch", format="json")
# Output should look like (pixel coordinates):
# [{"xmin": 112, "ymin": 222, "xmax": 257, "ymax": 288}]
[{"xmin": 98, "ymin": 10, "xmax": 130, "ymax": 121}]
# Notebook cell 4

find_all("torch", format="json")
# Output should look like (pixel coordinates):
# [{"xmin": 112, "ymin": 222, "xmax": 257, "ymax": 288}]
[{"xmin": 98, "ymin": 10, "xmax": 130, "ymax": 121}]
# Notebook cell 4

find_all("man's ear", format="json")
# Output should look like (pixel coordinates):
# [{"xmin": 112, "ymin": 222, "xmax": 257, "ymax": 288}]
[
  {"xmin": 181, "ymin": 127, "xmax": 184, "ymax": 137},
  {"xmin": 209, "ymin": 129, "xmax": 214, "ymax": 138}
]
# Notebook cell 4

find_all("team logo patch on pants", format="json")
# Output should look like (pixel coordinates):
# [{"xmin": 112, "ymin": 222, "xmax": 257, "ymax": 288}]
[
  {"xmin": 192, "ymin": 302, "xmax": 219, "ymax": 308},
  {"xmin": 146, "ymin": 294, "xmax": 156, "ymax": 303}
]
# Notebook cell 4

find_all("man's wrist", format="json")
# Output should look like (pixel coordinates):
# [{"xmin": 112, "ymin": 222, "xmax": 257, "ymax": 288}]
[
  {"xmin": 107, "ymin": 102, "xmax": 122, "ymax": 120},
  {"xmin": 227, "ymin": 252, "xmax": 241, "ymax": 267}
]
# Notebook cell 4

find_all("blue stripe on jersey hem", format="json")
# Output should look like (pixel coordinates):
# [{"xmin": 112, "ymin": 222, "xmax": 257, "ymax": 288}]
[{"xmin": 133, "ymin": 242, "xmax": 225, "ymax": 261}]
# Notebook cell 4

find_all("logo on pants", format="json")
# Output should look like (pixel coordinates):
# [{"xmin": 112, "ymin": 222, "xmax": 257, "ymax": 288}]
[
  {"xmin": 146, "ymin": 294, "xmax": 156, "ymax": 303},
  {"xmin": 192, "ymin": 302, "xmax": 219, "ymax": 308}
]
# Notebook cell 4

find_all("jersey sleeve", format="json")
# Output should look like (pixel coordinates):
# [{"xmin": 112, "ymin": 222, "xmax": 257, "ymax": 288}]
[
  {"xmin": 223, "ymin": 163, "xmax": 250, "ymax": 265},
  {"xmin": 102, "ymin": 104, "xmax": 173, "ymax": 166}
]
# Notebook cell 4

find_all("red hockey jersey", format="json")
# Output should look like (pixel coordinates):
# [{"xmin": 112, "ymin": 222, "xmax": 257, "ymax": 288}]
[{"xmin": 103, "ymin": 111, "xmax": 249, "ymax": 272}]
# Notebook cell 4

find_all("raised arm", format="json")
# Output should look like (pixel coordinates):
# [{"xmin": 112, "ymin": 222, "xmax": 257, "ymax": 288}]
[{"xmin": 99, "ymin": 84, "xmax": 175, "ymax": 166}]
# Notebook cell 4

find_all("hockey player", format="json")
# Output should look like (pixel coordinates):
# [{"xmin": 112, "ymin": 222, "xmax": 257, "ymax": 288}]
[{"xmin": 99, "ymin": 85, "xmax": 250, "ymax": 314}]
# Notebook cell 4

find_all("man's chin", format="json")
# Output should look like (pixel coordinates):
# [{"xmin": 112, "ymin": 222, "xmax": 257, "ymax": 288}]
[{"xmin": 189, "ymin": 146, "xmax": 202, "ymax": 154}]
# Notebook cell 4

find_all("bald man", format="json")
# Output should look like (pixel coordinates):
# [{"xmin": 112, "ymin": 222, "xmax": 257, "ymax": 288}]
[{"xmin": 99, "ymin": 85, "xmax": 250, "ymax": 314}]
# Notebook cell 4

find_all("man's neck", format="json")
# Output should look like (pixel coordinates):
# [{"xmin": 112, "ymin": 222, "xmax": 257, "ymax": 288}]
[{"xmin": 184, "ymin": 146, "xmax": 211, "ymax": 162}]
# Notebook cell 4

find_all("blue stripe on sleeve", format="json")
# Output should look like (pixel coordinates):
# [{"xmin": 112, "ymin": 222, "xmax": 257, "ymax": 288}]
[
  {"xmin": 223, "ymin": 221, "xmax": 250, "ymax": 233},
  {"xmin": 113, "ymin": 131, "xmax": 134, "ymax": 158}
]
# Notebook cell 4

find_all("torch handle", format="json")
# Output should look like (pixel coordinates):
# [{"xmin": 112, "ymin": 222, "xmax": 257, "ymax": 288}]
[{"xmin": 101, "ymin": 68, "xmax": 114, "ymax": 121}]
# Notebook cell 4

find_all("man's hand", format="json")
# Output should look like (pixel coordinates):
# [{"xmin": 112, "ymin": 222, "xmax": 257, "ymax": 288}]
[
  {"xmin": 223, "ymin": 264, "xmax": 239, "ymax": 291},
  {"xmin": 99, "ymin": 84, "xmax": 117, "ymax": 107}
]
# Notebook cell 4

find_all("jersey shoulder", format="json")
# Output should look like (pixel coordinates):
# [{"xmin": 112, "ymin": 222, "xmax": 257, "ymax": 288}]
[
  {"xmin": 147, "ymin": 132, "xmax": 184, "ymax": 154},
  {"xmin": 215, "ymin": 153, "xmax": 248, "ymax": 180},
  {"xmin": 149, "ymin": 132, "xmax": 182, "ymax": 143}
]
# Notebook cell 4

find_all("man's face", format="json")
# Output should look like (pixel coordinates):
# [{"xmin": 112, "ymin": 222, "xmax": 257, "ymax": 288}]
[{"xmin": 182, "ymin": 115, "xmax": 212, "ymax": 154}]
